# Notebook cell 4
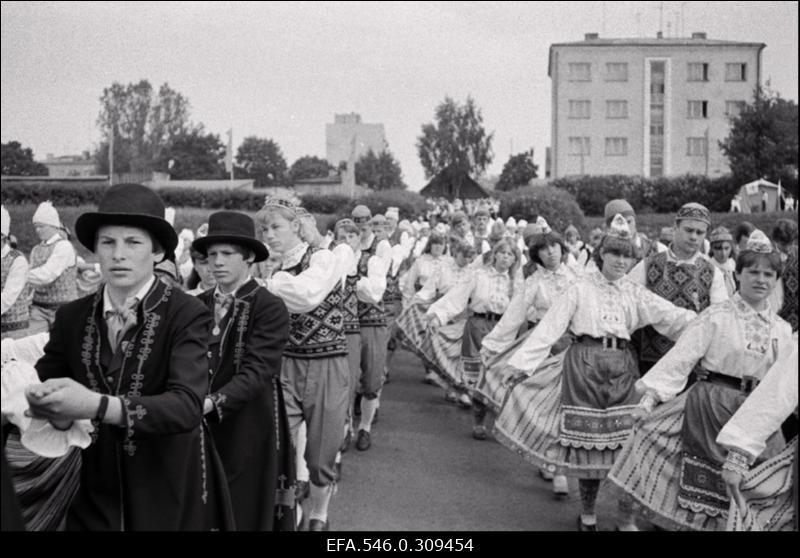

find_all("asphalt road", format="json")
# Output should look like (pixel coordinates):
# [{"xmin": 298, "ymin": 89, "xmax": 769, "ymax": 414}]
[{"xmin": 328, "ymin": 347, "xmax": 618, "ymax": 531}]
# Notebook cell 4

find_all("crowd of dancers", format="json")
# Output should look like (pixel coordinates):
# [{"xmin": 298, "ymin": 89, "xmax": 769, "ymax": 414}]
[{"xmin": 1, "ymin": 184, "xmax": 797, "ymax": 531}]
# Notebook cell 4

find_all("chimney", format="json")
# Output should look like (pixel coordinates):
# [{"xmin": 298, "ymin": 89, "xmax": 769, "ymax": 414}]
[
  {"xmin": 656, "ymin": 31, "xmax": 663, "ymax": 39},
  {"xmin": 691, "ymin": 32, "xmax": 707, "ymax": 39},
  {"xmin": 584, "ymin": 33, "xmax": 599, "ymax": 40}
]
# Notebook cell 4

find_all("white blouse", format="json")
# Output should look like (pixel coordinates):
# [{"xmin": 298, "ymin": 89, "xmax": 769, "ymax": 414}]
[
  {"xmin": 481, "ymin": 263, "xmax": 579, "ymax": 355},
  {"xmin": 716, "ymin": 333, "xmax": 798, "ymax": 460},
  {"xmin": 400, "ymin": 254, "xmax": 451, "ymax": 301},
  {"xmin": 427, "ymin": 264, "xmax": 521, "ymax": 326},
  {"xmin": 639, "ymin": 294, "xmax": 794, "ymax": 403},
  {"xmin": 415, "ymin": 260, "xmax": 471, "ymax": 304},
  {"xmin": 506, "ymin": 271, "xmax": 697, "ymax": 374},
  {"xmin": 266, "ymin": 242, "xmax": 354, "ymax": 314}
]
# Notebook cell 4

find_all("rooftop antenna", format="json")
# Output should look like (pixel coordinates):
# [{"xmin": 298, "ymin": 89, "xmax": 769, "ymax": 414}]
[
  {"xmin": 680, "ymin": 2, "xmax": 688, "ymax": 36},
  {"xmin": 659, "ymin": 1, "xmax": 664, "ymax": 36},
  {"xmin": 602, "ymin": 2, "xmax": 607, "ymax": 35}
]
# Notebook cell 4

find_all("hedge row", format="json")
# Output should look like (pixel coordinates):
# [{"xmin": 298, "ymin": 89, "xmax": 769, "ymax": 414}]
[
  {"xmin": 0, "ymin": 182, "xmax": 430, "ymax": 220},
  {"xmin": 495, "ymin": 186, "xmax": 585, "ymax": 231},
  {"xmin": 550, "ymin": 174, "xmax": 743, "ymax": 216}
]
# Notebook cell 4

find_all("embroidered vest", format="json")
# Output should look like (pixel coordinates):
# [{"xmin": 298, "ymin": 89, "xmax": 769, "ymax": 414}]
[
  {"xmin": 357, "ymin": 238, "xmax": 387, "ymax": 327},
  {"xmin": 779, "ymin": 248, "xmax": 798, "ymax": 331},
  {"xmin": 635, "ymin": 236, "xmax": 660, "ymax": 263},
  {"xmin": 640, "ymin": 252, "xmax": 714, "ymax": 362},
  {"xmin": 1, "ymin": 249, "xmax": 31, "ymax": 333},
  {"xmin": 388, "ymin": 227, "xmax": 403, "ymax": 247},
  {"xmin": 342, "ymin": 274, "xmax": 360, "ymax": 334},
  {"xmin": 283, "ymin": 246, "xmax": 346, "ymax": 359},
  {"xmin": 29, "ymin": 239, "xmax": 78, "ymax": 307}
]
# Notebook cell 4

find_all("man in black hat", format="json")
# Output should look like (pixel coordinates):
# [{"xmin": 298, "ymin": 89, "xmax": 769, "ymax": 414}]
[
  {"xmin": 192, "ymin": 211, "xmax": 294, "ymax": 531},
  {"xmin": 25, "ymin": 183, "xmax": 234, "ymax": 531}
]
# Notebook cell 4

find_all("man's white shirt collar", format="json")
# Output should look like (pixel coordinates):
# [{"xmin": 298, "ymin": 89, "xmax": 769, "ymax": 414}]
[{"xmin": 103, "ymin": 275, "xmax": 156, "ymax": 315}]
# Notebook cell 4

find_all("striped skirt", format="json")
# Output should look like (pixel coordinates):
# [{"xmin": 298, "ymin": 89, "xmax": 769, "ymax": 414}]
[
  {"xmin": 5, "ymin": 432, "xmax": 81, "ymax": 531},
  {"xmin": 460, "ymin": 316, "xmax": 496, "ymax": 394},
  {"xmin": 473, "ymin": 331, "xmax": 531, "ymax": 412},
  {"xmin": 727, "ymin": 437, "xmax": 797, "ymax": 531},
  {"xmin": 605, "ymin": 381, "xmax": 787, "ymax": 531},
  {"xmin": 493, "ymin": 342, "xmax": 639, "ymax": 480},
  {"xmin": 394, "ymin": 303, "xmax": 432, "ymax": 363}
]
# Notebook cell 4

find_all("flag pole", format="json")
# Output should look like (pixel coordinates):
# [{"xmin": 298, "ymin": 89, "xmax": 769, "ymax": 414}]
[{"xmin": 108, "ymin": 126, "xmax": 114, "ymax": 186}]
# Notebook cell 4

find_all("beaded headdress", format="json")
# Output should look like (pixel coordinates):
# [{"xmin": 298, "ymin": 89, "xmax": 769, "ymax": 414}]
[
  {"xmin": 607, "ymin": 214, "xmax": 632, "ymax": 239},
  {"xmin": 743, "ymin": 230, "xmax": 774, "ymax": 254}
]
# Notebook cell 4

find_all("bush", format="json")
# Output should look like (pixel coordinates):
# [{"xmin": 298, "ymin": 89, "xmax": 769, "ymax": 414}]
[
  {"xmin": 551, "ymin": 174, "xmax": 742, "ymax": 216},
  {"xmin": 496, "ymin": 185, "xmax": 585, "ymax": 232},
  {"xmin": 343, "ymin": 189, "xmax": 429, "ymax": 221},
  {"xmin": 300, "ymin": 193, "xmax": 352, "ymax": 214},
  {"xmin": 0, "ymin": 181, "xmax": 108, "ymax": 206}
]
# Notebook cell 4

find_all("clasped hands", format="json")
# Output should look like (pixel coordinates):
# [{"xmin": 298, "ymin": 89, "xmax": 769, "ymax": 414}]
[{"xmin": 25, "ymin": 378, "xmax": 103, "ymax": 428}]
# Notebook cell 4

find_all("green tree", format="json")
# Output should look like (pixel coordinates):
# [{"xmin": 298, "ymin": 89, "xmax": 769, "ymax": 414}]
[
  {"xmin": 495, "ymin": 150, "xmax": 539, "ymax": 191},
  {"xmin": 155, "ymin": 126, "xmax": 226, "ymax": 180},
  {"xmin": 1, "ymin": 141, "xmax": 49, "ymax": 176},
  {"xmin": 355, "ymin": 149, "xmax": 406, "ymax": 191},
  {"xmin": 235, "ymin": 136, "xmax": 287, "ymax": 187},
  {"xmin": 288, "ymin": 155, "xmax": 334, "ymax": 182},
  {"xmin": 417, "ymin": 96, "xmax": 494, "ymax": 197},
  {"xmin": 720, "ymin": 86, "xmax": 799, "ymax": 187},
  {"xmin": 94, "ymin": 80, "xmax": 191, "ymax": 174}
]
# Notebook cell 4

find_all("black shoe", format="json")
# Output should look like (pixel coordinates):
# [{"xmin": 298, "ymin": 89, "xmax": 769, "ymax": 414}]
[
  {"xmin": 295, "ymin": 480, "xmax": 310, "ymax": 502},
  {"xmin": 340, "ymin": 429, "xmax": 352, "ymax": 453},
  {"xmin": 577, "ymin": 516, "xmax": 597, "ymax": 532},
  {"xmin": 309, "ymin": 519, "xmax": 329, "ymax": 531},
  {"xmin": 356, "ymin": 429, "xmax": 371, "ymax": 451}
]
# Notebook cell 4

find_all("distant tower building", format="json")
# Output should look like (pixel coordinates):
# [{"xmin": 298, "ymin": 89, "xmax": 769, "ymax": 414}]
[
  {"xmin": 326, "ymin": 113, "xmax": 387, "ymax": 168},
  {"xmin": 548, "ymin": 32, "xmax": 764, "ymax": 178}
]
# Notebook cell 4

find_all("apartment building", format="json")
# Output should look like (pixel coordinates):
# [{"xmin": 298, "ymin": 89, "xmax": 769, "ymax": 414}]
[{"xmin": 548, "ymin": 32, "xmax": 765, "ymax": 178}]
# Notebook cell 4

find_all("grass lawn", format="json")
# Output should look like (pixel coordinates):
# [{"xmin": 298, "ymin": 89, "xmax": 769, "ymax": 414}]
[{"xmin": 5, "ymin": 203, "xmax": 796, "ymax": 256}]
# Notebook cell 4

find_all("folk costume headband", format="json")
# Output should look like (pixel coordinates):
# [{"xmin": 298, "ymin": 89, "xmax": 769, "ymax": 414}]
[{"xmin": 675, "ymin": 202, "xmax": 711, "ymax": 226}]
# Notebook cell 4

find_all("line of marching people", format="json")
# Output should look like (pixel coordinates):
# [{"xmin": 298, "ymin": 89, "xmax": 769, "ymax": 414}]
[
  {"xmin": 0, "ymin": 187, "xmax": 412, "ymax": 531},
  {"xmin": 2, "ymin": 187, "xmax": 798, "ymax": 532},
  {"xmin": 392, "ymin": 199, "xmax": 798, "ymax": 532}
]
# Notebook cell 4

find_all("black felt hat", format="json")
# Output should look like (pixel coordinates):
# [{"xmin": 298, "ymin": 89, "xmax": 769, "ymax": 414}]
[
  {"xmin": 192, "ymin": 211, "xmax": 269, "ymax": 262},
  {"xmin": 75, "ymin": 183, "xmax": 178, "ymax": 254}
]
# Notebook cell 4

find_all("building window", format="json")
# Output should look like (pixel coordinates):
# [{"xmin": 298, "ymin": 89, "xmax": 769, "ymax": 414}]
[
  {"xmin": 650, "ymin": 61, "xmax": 666, "ymax": 177},
  {"xmin": 687, "ymin": 100, "xmax": 709, "ymax": 119},
  {"xmin": 725, "ymin": 100, "xmax": 746, "ymax": 117},
  {"xmin": 605, "ymin": 137, "xmax": 628, "ymax": 156},
  {"xmin": 568, "ymin": 63, "xmax": 591, "ymax": 81},
  {"xmin": 568, "ymin": 137, "xmax": 591, "ymax": 156},
  {"xmin": 725, "ymin": 63, "xmax": 747, "ymax": 81},
  {"xmin": 606, "ymin": 63, "xmax": 628, "ymax": 82},
  {"xmin": 606, "ymin": 100, "xmax": 628, "ymax": 119},
  {"xmin": 687, "ymin": 62, "xmax": 709, "ymax": 82},
  {"xmin": 687, "ymin": 137, "xmax": 707, "ymax": 156},
  {"xmin": 568, "ymin": 100, "xmax": 591, "ymax": 119}
]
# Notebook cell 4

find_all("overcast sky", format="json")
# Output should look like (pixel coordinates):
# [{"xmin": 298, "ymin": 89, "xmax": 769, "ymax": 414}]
[{"xmin": 2, "ymin": 1, "xmax": 798, "ymax": 190}]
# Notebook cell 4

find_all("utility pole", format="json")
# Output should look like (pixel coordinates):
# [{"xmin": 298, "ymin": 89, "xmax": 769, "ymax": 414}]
[{"xmin": 108, "ymin": 125, "xmax": 114, "ymax": 186}]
